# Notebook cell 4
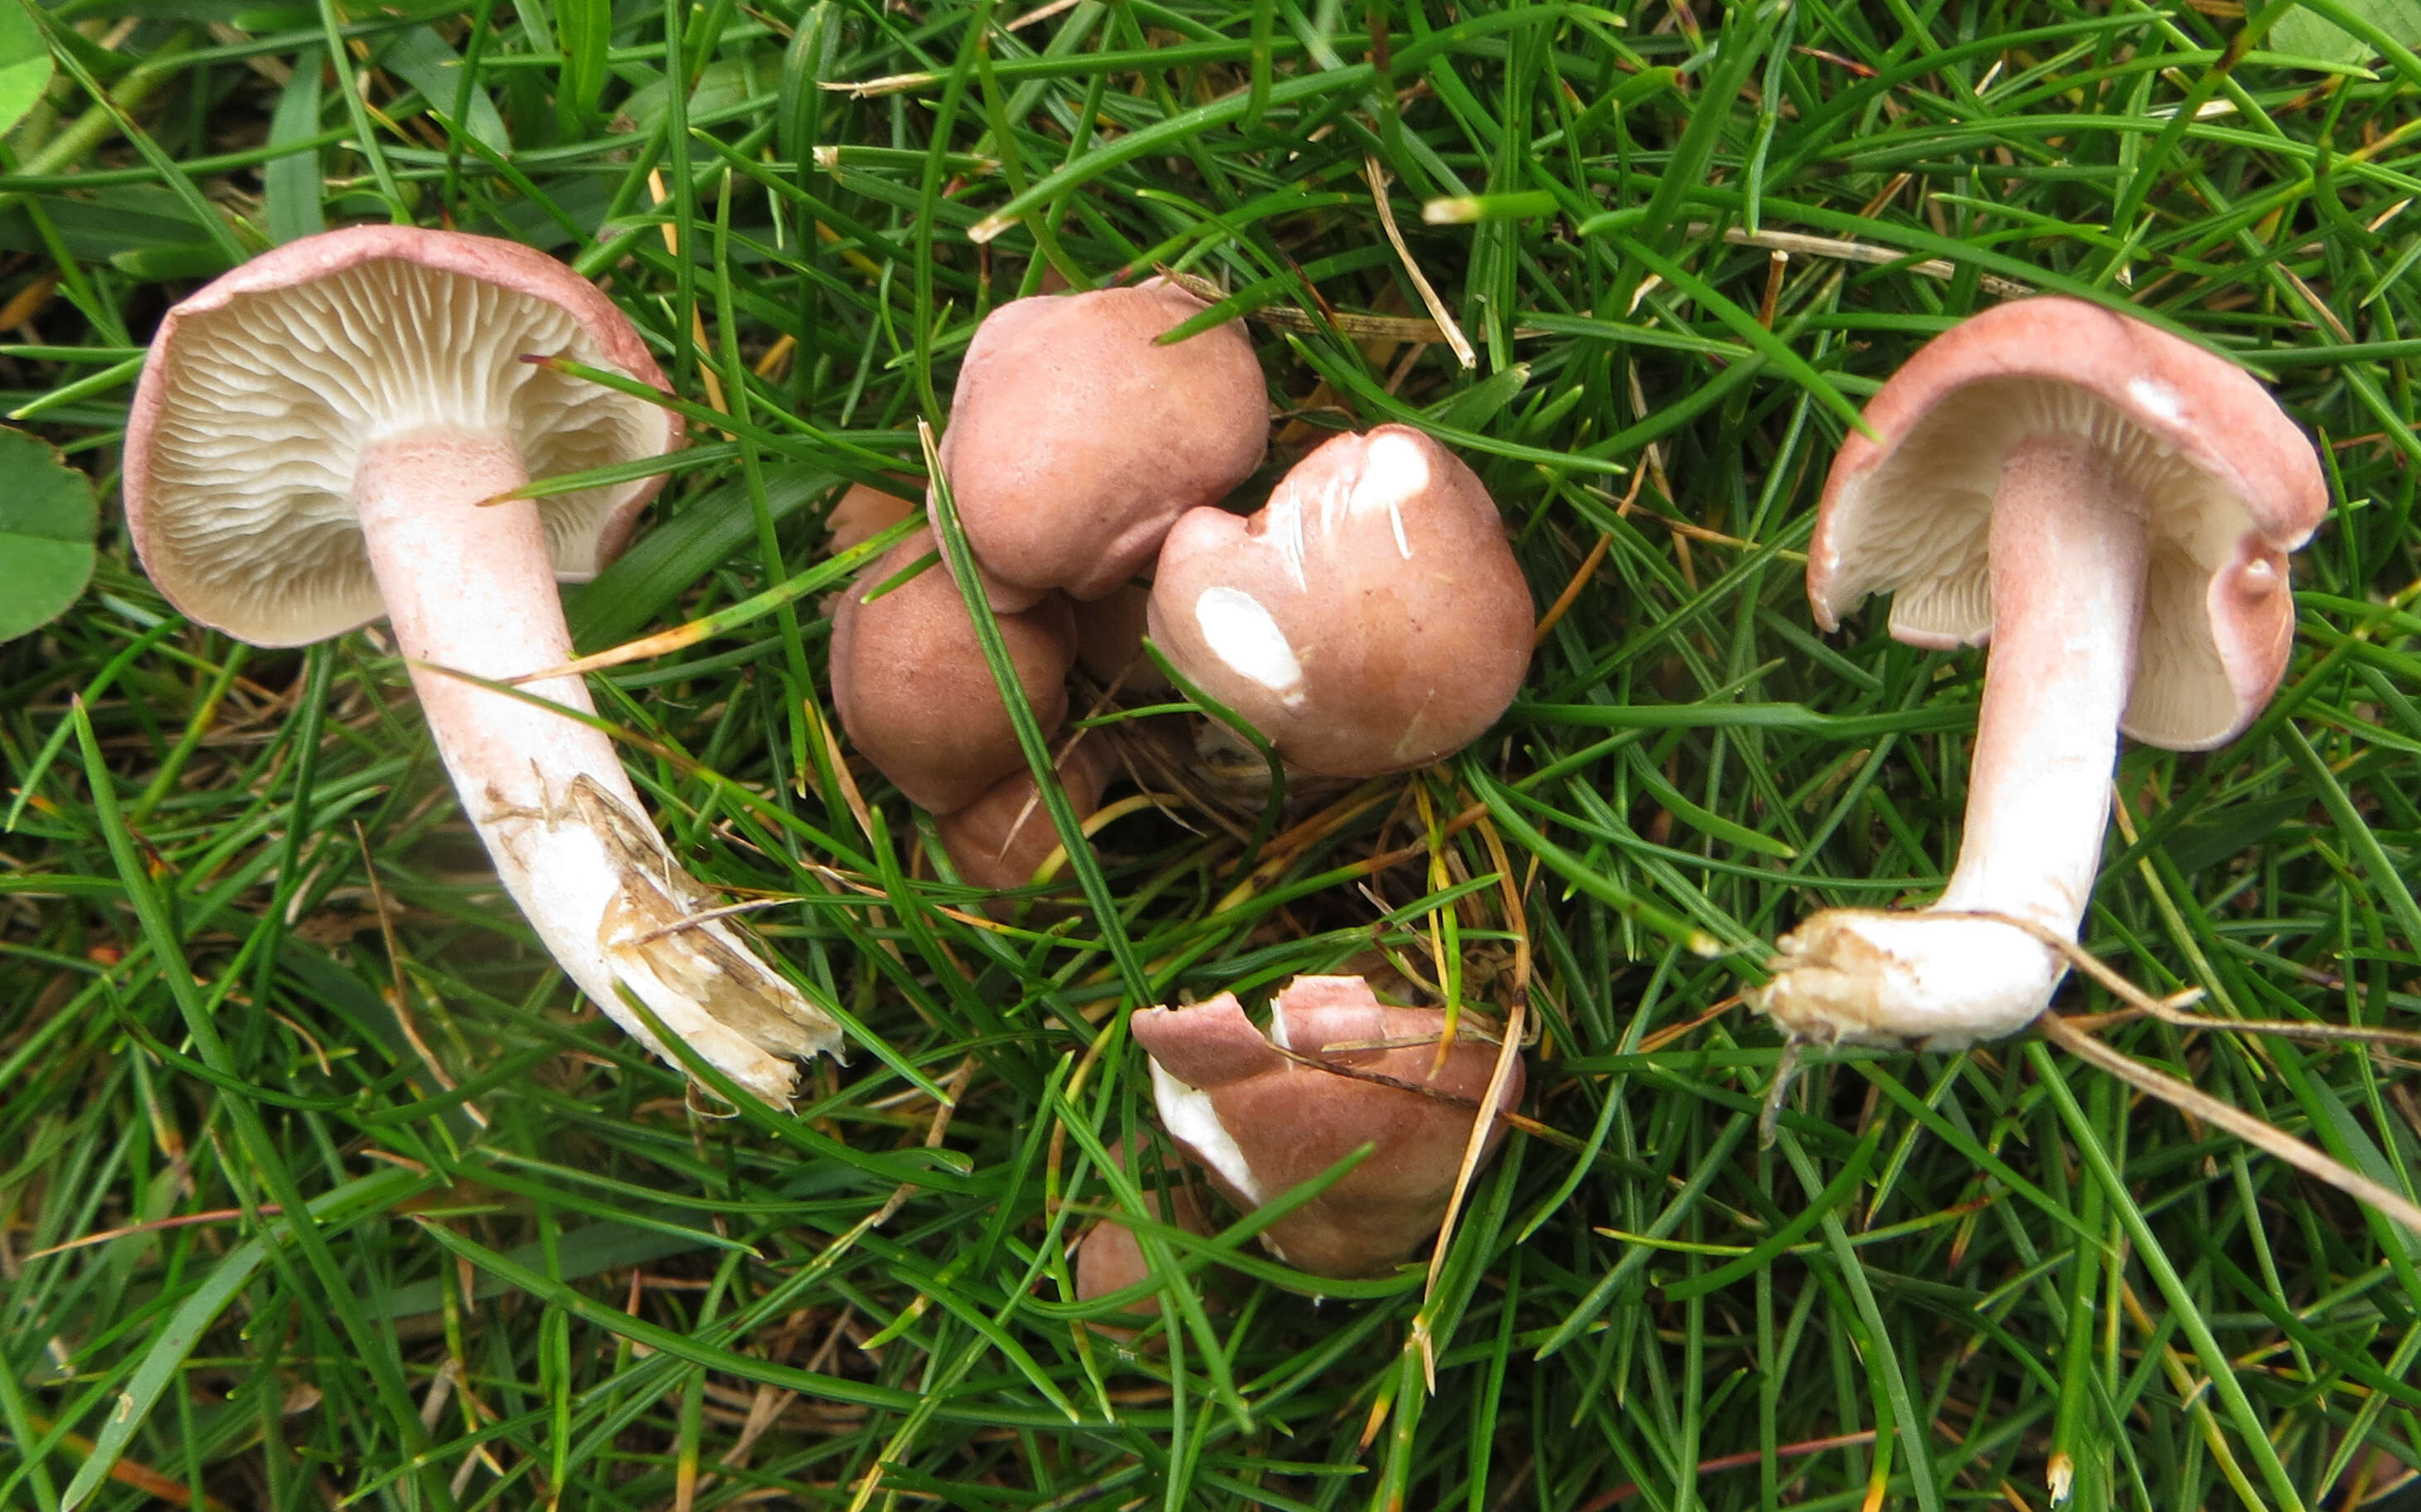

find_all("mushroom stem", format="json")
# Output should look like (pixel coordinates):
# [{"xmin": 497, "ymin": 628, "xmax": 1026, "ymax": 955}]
[
  {"xmin": 1753, "ymin": 434, "xmax": 2149, "ymax": 1049},
  {"xmin": 356, "ymin": 431, "xmax": 615, "ymax": 815},
  {"xmin": 1937, "ymin": 434, "xmax": 2149, "ymax": 933},
  {"xmin": 353, "ymin": 429, "xmax": 834, "ymax": 1104}
]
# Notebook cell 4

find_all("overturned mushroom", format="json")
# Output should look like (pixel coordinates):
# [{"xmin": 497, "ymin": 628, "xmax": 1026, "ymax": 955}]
[
  {"xmin": 124, "ymin": 225, "xmax": 839, "ymax": 1105},
  {"xmin": 828, "ymin": 526, "xmax": 1076, "ymax": 815},
  {"xmin": 1148, "ymin": 426, "xmax": 1533, "ymax": 777},
  {"xmin": 1131, "ymin": 975, "xmax": 1522, "ymax": 1278},
  {"xmin": 940, "ymin": 281, "xmax": 1268, "ymax": 609},
  {"xmin": 1752, "ymin": 298, "xmax": 2326, "ymax": 1049}
]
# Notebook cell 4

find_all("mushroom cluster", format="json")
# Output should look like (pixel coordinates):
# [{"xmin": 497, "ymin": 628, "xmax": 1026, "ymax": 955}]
[
  {"xmin": 831, "ymin": 279, "xmax": 1540, "ymax": 896},
  {"xmin": 1752, "ymin": 297, "xmax": 2326, "ymax": 1049},
  {"xmin": 825, "ymin": 280, "xmax": 1265, "ymax": 890},
  {"xmin": 818, "ymin": 289, "xmax": 1542, "ymax": 1294},
  {"xmin": 124, "ymin": 226, "xmax": 841, "ymax": 1107}
]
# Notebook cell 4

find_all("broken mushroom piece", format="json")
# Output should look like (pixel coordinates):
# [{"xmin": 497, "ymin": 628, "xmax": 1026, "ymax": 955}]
[
  {"xmin": 827, "ymin": 526, "xmax": 1077, "ymax": 815},
  {"xmin": 1752, "ymin": 297, "xmax": 2326, "ymax": 1049},
  {"xmin": 940, "ymin": 280, "xmax": 1268, "ymax": 609},
  {"xmin": 124, "ymin": 225, "xmax": 840, "ymax": 1106},
  {"xmin": 1131, "ymin": 975, "xmax": 1523, "ymax": 1278},
  {"xmin": 1147, "ymin": 426, "xmax": 1534, "ymax": 778},
  {"xmin": 934, "ymin": 734, "xmax": 1111, "ymax": 894}
]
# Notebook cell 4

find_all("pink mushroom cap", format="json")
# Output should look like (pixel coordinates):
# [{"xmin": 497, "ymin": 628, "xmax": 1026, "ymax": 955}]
[
  {"xmin": 939, "ymin": 281, "xmax": 1268, "ymax": 609},
  {"xmin": 828, "ymin": 526, "xmax": 1077, "ymax": 815},
  {"xmin": 1072, "ymin": 1147, "xmax": 1211, "ymax": 1343},
  {"xmin": 1811, "ymin": 295, "xmax": 2327, "ymax": 751},
  {"xmin": 935, "ymin": 734, "xmax": 1113, "ymax": 893},
  {"xmin": 827, "ymin": 477, "xmax": 919, "ymax": 555},
  {"xmin": 1147, "ymin": 426, "xmax": 1534, "ymax": 777}
]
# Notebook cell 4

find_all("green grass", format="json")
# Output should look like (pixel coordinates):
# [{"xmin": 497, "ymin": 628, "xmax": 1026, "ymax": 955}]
[{"xmin": 6, "ymin": 0, "xmax": 2421, "ymax": 1508}]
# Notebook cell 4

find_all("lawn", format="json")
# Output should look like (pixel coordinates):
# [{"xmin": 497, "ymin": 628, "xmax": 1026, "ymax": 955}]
[{"xmin": 6, "ymin": 0, "xmax": 2421, "ymax": 1508}]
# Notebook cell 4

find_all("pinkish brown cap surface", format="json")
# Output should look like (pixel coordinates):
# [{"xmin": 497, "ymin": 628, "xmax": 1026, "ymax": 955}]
[
  {"xmin": 1072, "ymin": 1147, "xmax": 1210, "ymax": 1342},
  {"xmin": 939, "ymin": 281, "xmax": 1267, "ymax": 608},
  {"xmin": 936, "ymin": 734, "xmax": 1112, "ymax": 892},
  {"xmin": 124, "ymin": 225, "xmax": 682, "ymax": 647},
  {"xmin": 1131, "ymin": 975, "xmax": 1523, "ymax": 1279},
  {"xmin": 829, "ymin": 527, "xmax": 1076, "ymax": 815},
  {"xmin": 827, "ymin": 477, "xmax": 919, "ymax": 555},
  {"xmin": 1147, "ymin": 426, "xmax": 1533, "ymax": 777},
  {"xmin": 1811, "ymin": 296, "xmax": 2326, "ymax": 750}
]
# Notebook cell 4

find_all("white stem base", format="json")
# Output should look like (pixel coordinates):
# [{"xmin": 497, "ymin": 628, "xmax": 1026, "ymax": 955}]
[
  {"xmin": 1755, "ymin": 434, "xmax": 2148, "ymax": 1049},
  {"xmin": 1750, "ymin": 909, "xmax": 2066, "ymax": 1049},
  {"xmin": 354, "ymin": 428, "xmax": 838, "ymax": 1103}
]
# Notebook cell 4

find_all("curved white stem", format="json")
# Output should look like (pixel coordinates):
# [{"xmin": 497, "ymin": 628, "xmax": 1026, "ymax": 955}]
[
  {"xmin": 354, "ymin": 428, "xmax": 837, "ymax": 1104},
  {"xmin": 1755, "ymin": 434, "xmax": 2149, "ymax": 1049}
]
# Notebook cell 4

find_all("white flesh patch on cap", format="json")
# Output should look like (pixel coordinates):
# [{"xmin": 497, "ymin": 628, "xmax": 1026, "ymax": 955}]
[
  {"xmin": 2126, "ymin": 376, "xmax": 2186, "ymax": 428},
  {"xmin": 1195, "ymin": 585, "xmax": 1307, "ymax": 705},
  {"xmin": 1147, "ymin": 1059, "xmax": 1264, "ymax": 1204},
  {"xmin": 1267, "ymin": 997, "xmax": 1293, "ymax": 1050},
  {"xmin": 1349, "ymin": 430, "xmax": 1429, "ymax": 560},
  {"xmin": 1264, "ymin": 432, "xmax": 1434, "ymax": 589}
]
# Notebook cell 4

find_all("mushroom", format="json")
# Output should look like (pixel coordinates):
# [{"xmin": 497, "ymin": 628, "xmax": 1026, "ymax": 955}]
[
  {"xmin": 1071, "ymin": 1148, "xmax": 1210, "ymax": 1344},
  {"xmin": 934, "ymin": 734, "xmax": 1110, "ymax": 894},
  {"xmin": 939, "ymin": 280, "xmax": 1268, "ymax": 609},
  {"xmin": 1131, "ymin": 975, "xmax": 1523, "ymax": 1278},
  {"xmin": 827, "ymin": 526, "xmax": 1076, "ymax": 815},
  {"xmin": 123, "ymin": 225, "xmax": 841, "ymax": 1106},
  {"xmin": 1751, "ymin": 297, "xmax": 2326, "ymax": 1049},
  {"xmin": 826, "ymin": 477, "xmax": 918, "ymax": 555},
  {"xmin": 1147, "ymin": 425, "xmax": 1534, "ymax": 778}
]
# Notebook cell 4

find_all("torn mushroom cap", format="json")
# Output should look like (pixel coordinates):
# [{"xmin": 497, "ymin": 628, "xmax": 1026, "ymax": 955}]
[
  {"xmin": 1812, "ymin": 295, "xmax": 2327, "ymax": 751},
  {"xmin": 940, "ymin": 280, "xmax": 1268, "ymax": 610},
  {"xmin": 935, "ymin": 734, "xmax": 1112, "ymax": 894},
  {"xmin": 829, "ymin": 526, "xmax": 1077, "ymax": 815},
  {"xmin": 1131, "ymin": 975, "xmax": 1523, "ymax": 1279},
  {"xmin": 1147, "ymin": 426, "xmax": 1533, "ymax": 778},
  {"xmin": 126, "ymin": 224, "xmax": 675, "ymax": 647}
]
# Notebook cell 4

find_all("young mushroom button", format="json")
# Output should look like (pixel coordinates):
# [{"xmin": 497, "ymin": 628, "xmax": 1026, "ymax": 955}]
[
  {"xmin": 1131, "ymin": 975, "xmax": 1523, "ymax": 1279},
  {"xmin": 934, "ymin": 734, "xmax": 1110, "ymax": 895},
  {"xmin": 827, "ymin": 526, "xmax": 1077, "ymax": 816},
  {"xmin": 939, "ymin": 280, "xmax": 1268, "ymax": 610},
  {"xmin": 1147, "ymin": 426, "xmax": 1533, "ymax": 778},
  {"xmin": 1752, "ymin": 297, "xmax": 2326, "ymax": 1050},
  {"xmin": 122, "ymin": 225, "xmax": 841, "ymax": 1107}
]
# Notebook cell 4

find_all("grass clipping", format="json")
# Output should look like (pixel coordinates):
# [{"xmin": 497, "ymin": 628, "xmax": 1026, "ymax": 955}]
[{"xmin": 1971, "ymin": 909, "xmax": 2421, "ymax": 1238}]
